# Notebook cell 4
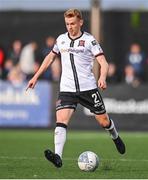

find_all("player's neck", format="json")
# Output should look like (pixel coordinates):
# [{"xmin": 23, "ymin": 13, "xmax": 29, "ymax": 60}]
[{"xmin": 68, "ymin": 31, "xmax": 83, "ymax": 40}]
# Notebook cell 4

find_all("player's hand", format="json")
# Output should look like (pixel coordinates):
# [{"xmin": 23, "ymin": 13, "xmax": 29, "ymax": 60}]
[
  {"xmin": 26, "ymin": 77, "xmax": 38, "ymax": 91},
  {"xmin": 98, "ymin": 77, "xmax": 107, "ymax": 91}
]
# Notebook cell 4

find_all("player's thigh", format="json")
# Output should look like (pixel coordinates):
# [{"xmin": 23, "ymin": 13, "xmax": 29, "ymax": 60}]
[
  {"xmin": 56, "ymin": 92, "xmax": 77, "ymax": 124},
  {"xmin": 79, "ymin": 88, "xmax": 106, "ymax": 115},
  {"xmin": 56, "ymin": 108, "xmax": 75, "ymax": 125}
]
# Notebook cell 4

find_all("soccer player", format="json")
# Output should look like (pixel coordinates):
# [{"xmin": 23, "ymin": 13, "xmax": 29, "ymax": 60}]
[{"xmin": 26, "ymin": 9, "xmax": 126, "ymax": 168}]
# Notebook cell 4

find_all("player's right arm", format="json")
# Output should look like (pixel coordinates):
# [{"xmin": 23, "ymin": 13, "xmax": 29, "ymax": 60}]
[{"xmin": 26, "ymin": 51, "xmax": 56, "ymax": 90}]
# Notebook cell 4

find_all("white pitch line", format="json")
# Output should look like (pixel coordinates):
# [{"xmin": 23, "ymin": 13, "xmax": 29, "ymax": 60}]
[
  {"xmin": 64, "ymin": 158, "xmax": 148, "ymax": 162},
  {"xmin": 104, "ymin": 158, "xmax": 148, "ymax": 162},
  {"xmin": 0, "ymin": 156, "xmax": 148, "ymax": 162},
  {"xmin": 0, "ymin": 156, "xmax": 42, "ymax": 160}
]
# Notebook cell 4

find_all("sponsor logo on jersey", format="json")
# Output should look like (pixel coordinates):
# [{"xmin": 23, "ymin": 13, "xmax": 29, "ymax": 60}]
[
  {"xmin": 94, "ymin": 102, "xmax": 103, "ymax": 108},
  {"xmin": 78, "ymin": 40, "xmax": 85, "ymax": 47},
  {"xmin": 61, "ymin": 48, "xmax": 84, "ymax": 54}
]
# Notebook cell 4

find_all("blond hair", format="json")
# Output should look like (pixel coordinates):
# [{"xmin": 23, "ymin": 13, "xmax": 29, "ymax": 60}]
[{"xmin": 64, "ymin": 9, "xmax": 83, "ymax": 20}]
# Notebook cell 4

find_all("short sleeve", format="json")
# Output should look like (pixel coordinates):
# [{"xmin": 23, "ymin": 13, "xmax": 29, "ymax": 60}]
[
  {"xmin": 89, "ymin": 37, "xmax": 104, "ymax": 57},
  {"xmin": 52, "ymin": 38, "xmax": 60, "ymax": 55}
]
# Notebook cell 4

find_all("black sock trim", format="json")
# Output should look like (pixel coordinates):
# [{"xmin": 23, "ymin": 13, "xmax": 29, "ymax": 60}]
[{"xmin": 56, "ymin": 123, "xmax": 67, "ymax": 129}]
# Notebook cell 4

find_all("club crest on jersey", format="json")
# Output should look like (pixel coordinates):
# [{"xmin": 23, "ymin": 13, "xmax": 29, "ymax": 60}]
[
  {"xmin": 91, "ymin": 40, "xmax": 98, "ymax": 46},
  {"xmin": 78, "ymin": 40, "xmax": 85, "ymax": 47}
]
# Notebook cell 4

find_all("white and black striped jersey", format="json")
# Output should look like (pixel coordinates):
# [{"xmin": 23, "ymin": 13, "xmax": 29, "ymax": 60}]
[{"xmin": 52, "ymin": 31, "xmax": 104, "ymax": 92}]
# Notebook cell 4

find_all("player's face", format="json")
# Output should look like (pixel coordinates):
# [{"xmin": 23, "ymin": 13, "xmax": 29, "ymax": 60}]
[{"xmin": 65, "ymin": 16, "xmax": 83, "ymax": 37}]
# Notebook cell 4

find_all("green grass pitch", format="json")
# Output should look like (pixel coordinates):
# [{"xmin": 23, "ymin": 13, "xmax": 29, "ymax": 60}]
[{"xmin": 0, "ymin": 130, "xmax": 148, "ymax": 179}]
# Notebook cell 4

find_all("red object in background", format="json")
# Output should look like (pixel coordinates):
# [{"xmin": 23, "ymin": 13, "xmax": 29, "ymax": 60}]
[{"xmin": 0, "ymin": 49, "xmax": 4, "ymax": 66}]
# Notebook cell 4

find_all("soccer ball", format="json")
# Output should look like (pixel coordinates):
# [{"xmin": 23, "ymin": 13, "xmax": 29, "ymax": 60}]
[{"xmin": 78, "ymin": 151, "xmax": 99, "ymax": 172}]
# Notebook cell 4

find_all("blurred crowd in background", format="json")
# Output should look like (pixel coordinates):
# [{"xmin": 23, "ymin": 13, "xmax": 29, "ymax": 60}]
[
  {"xmin": 107, "ymin": 42, "xmax": 148, "ymax": 87},
  {"xmin": 1, "ymin": 0, "xmax": 148, "ymax": 89},
  {"xmin": 0, "ymin": 36, "xmax": 61, "ymax": 85},
  {"xmin": 0, "ymin": 38, "xmax": 148, "ymax": 87}
]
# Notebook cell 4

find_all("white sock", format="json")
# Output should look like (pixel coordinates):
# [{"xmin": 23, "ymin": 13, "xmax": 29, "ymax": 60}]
[
  {"xmin": 54, "ymin": 126, "xmax": 67, "ymax": 158},
  {"xmin": 105, "ymin": 119, "xmax": 118, "ymax": 140}
]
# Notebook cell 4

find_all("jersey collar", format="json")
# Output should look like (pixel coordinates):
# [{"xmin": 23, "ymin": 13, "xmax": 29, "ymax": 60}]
[{"xmin": 68, "ymin": 31, "xmax": 84, "ymax": 41}]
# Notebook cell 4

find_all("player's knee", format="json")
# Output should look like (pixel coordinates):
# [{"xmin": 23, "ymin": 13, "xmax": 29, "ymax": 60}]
[
  {"xmin": 95, "ymin": 114, "xmax": 110, "ymax": 128},
  {"xmin": 99, "ymin": 119, "xmax": 110, "ymax": 127},
  {"xmin": 56, "ymin": 108, "xmax": 74, "ymax": 125},
  {"xmin": 56, "ymin": 111, "xmax": 67, "ymax": 124}
]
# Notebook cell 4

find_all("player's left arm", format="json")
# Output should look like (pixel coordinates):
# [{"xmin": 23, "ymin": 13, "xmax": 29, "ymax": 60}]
[{"xmin": 96, "ymin": 55, "xmax": 109, "ymax": 90}]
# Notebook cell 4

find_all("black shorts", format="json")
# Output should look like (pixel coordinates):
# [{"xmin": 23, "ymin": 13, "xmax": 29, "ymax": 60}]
[{"xmin": 56, "ymin": 88, "xmax": 106, "ymax": 115}]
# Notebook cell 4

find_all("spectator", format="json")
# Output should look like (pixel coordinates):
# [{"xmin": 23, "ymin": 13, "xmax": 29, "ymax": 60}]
[
  {"xmin": 2, "ymin": 58, "xmax": 14, "ymax": 79},
  {"xmin": 41, "ymin": 36, "xmax": 61, "ymax": 81},
  {"xmin": 7, "ymin": 65, "xmax": 25, "ymax": 85},
  {"xmin": 19, "ymin": 41, "xmax": 38, "ymax": 79},
  {"xmin": 42, "ymin": 36, "xmax": 55, "ymax": 57},
  {"xmin": 125, "ymin": 43, "xmax": 146, "ymax": 82},
  {"xmin": 8, "ymin": 40, "xmax": 22, "ymax": 66},
  {"xmin": 124, "ymin": 65, "xmax": 140, "ymax": 87},
  {"xmin": 107, "ymin": 62, "xmax": 119, "ymax": 84}
]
